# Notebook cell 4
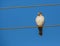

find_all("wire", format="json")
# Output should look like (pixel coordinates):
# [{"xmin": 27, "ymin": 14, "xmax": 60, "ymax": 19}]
[
  {"xmin": 0, "ymin": 4, "xmax": 60, "ymax": 10},
  {"xmin": 0, "ymin": 24, "xmax": 60, "ymax": 30}
]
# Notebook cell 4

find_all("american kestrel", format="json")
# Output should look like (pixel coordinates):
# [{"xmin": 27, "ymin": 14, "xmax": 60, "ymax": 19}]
[{"xmin": 35, "ymin": 12, "xmax": 44, "ymax": 36}]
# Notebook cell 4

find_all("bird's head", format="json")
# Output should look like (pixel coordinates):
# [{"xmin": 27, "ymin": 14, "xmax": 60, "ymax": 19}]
[{"xmin": 38, "ymin": 12, "xmax": 42, "ymax": 16}]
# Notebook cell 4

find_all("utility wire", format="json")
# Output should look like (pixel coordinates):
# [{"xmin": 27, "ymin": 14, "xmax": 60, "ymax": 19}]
[
  {"xmin": 0, "ymin": 24, "xmax": 60, "ymax": 30},
  {"xmin": 0, "ymin": 4, "xmax": 60, "ymax": 10}
]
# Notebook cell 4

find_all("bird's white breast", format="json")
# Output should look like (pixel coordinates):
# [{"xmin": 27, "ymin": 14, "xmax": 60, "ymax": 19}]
[{"xmin": 35, "ymin": 16, "xmax": 44, "ymax": 26}]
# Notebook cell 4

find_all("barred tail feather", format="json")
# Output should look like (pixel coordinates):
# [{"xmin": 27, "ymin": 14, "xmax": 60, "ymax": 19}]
[{"xmin": 38, "ymin": 27, "xmax": 43, "ymax": 36}]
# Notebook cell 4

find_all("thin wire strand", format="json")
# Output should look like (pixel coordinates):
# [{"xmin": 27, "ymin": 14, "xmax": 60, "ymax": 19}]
[
  {"xmin": 0, "ymin": 4, "xmax": 60, "ymax": 10},
  {"xmin": 0, "ymin": 24, "xmax": 60, "ymax": 30}
]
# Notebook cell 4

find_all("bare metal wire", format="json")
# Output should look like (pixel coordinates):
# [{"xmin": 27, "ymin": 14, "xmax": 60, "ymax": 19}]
[
  {"xmin": 0, "ymin": 24, "xmax": 60, "ymax": 30},
  {"xmin": 0, "ymin": 4, "xmax": 60, "ymax": 10}
]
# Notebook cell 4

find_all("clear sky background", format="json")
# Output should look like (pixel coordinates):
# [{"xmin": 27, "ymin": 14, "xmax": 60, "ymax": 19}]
[{"xmin": 0, "ymin": 0, "xmax": 60, "ymax": 46}]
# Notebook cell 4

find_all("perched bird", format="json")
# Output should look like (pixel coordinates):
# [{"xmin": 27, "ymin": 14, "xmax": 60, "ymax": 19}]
[{"xmin": 35, "ymin": 12, "xmax": 44, "ymax": 36}]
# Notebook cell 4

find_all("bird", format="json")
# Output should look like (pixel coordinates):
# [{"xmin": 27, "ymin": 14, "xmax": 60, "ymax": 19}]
[{"xmin": 35, "ymin": 12, "xmax": 44, "ymax": 36}]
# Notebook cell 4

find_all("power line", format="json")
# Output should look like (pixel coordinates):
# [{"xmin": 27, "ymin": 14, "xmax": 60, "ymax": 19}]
[
  {"xmin": 0, "ymin": 24, "xmax": 60, "ymax": 30},
  {"xmin": 0, "ymin": 4, "xmax": 60, "ymax": 10}
]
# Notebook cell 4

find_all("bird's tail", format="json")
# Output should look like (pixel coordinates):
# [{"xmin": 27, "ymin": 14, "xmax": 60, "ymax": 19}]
[{"xmin": 38, "ymin": 27, "xmax": 43, "ymax": 36}]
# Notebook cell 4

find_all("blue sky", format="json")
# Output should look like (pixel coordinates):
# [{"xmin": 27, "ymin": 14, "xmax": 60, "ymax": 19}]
[{"xmin": 0, "ymin": 0, "xmax": 60, "ymax": 46}]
